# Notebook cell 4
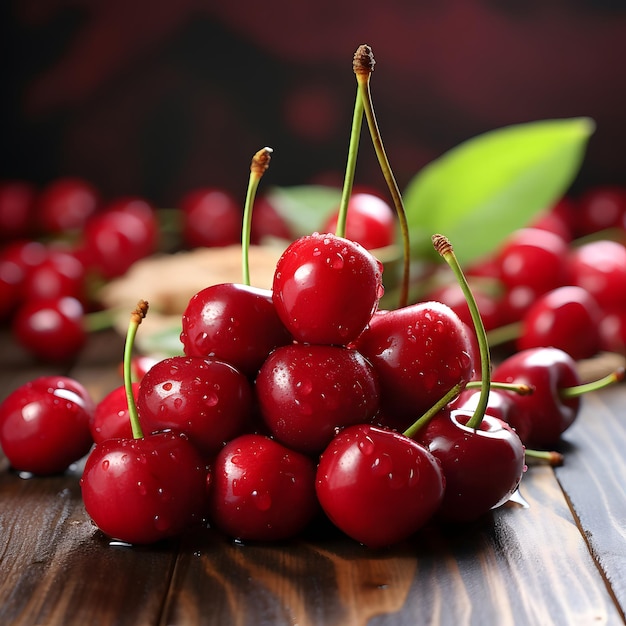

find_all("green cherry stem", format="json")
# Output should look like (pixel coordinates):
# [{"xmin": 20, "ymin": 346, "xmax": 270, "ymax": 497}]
[
  {"xmin": 524, "ymin": 448, "xmax": 564, "ymax": 467},
  {"xmin": 335, "ymin": 85, "xmax": 364, "ymax": 240},
  {"xmin": 432, "ymin": 234, "xmax": 490, "ymax": 430},
  {"xmin": 466, "ymin": 381, "xmax": 534, "ymax": 395},
  {"xmin": 403, "ymin": 383, "xmax": 464, "ymax": 439},
  {"xmin": 353, "ymin": 44, "xmax": 410, "ymax": 308},
  {"xmin": 242, "ymin": 147, "xmax": 273, "ymax": 286},
  {"xmin": 123, "ymin": 300, "xmax": 149, "ymax": 439},
  {"xmin": 560, "ymin": 366, "xmax": 625, "ymax": 399}
]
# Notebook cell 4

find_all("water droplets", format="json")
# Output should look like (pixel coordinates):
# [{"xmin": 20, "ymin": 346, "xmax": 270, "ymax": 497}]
[{"xmin": 251, "ymin": 490, "xmax": 272, "ymax": 511}]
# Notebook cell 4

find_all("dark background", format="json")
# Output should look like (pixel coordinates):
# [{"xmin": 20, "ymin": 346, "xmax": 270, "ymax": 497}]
[{"xmin": 2, "ymin": 0, "xmax": 626, "ymax": 209}]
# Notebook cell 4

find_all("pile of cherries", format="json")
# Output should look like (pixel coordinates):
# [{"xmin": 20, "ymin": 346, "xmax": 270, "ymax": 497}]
[{"xmin": 3, "ymin": 217, "xmax": 618, "ymax": 548}]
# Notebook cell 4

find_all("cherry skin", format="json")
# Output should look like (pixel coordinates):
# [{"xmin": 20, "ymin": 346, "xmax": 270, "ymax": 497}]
[
  {"xmin": 576, "ymin": 185, "xmax": 626, "ymax": 236},
  {"xmin": 315, "ymin": 424, "xmax": 445, "ymax": 548},
  {"xmin": 255, "ymin": 343, "xmax": 380, "ymax": 455},
  {"xmin": 416, "ymin": 409, "xmax": 525, "ymax": 523},
  {"xmin": 180, "ymin": 283, "xmax": 293, "ymax": 379},
  {"xmin": 492, "ymin": 347, "xmax": 581, "ymax": 448},
  {"xmin": 0, "ymin": 375, "xmax": 95, "ymax": 475},
  {"xmin": 136, "ymin": 355, "xmax": 253, "ymax": 458},
  {"xmin": 90, "ymin": 382, "xmax": 139, "ymax": 444},
  {"xmin": 0, "ymin": 180, "xmax": 37, "ymax": 240},
  {"xmin": 272, "ymin": 232, "xmax": 384, "ymax": 346},
  {"xmin": 81, "ymin": 431, "xmax": 209, "ymax": 544},
  {"xmin": 250, "ymin": 194, "xmax": 293, "ymax": 243},
  {"xmin": 179, "ymin": 187, "xmax": 242, "ymax": 249},
  {"xmin": 323, "ymin": 192, "xmax": 396, "ymax": 250},
  {"xmin": 517, "ymin": 285, "xmax": 603, "ymax": 360},
  {"xmin": 355, "ymin": 302, "xmax": 475, "ymax": 429},
  {"xmin": 208, "ymin": 433, "xmax": 319, "ymax": 542},
  {"xmin": 13, "ymin": 296, "xmax": 86, "ymax": 362}
]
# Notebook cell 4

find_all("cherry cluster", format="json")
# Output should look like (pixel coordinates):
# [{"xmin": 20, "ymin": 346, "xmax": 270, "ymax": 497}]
[{"xmin": 429, "ymin": 186, "xmax": 626, "ymax": 360}]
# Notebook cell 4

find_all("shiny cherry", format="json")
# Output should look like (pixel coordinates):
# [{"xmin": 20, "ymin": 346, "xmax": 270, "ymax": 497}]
[
  {"xmin": 256, "ymin": 343, "xmax": 380, "ymax": 455},
  {"xmin": 180, "ymin": 283, "xmax": 292, "ymax": 379},
  {"xmin": 0, "ymin": 375, "xmax": 95, "ymax": 474},
  {"xmin": 208, "ymin": 433, "xmax": 319, "ymax": 541},
  {"xmin": 90, "ymin": 383, "xmax": 139, "ymax": 444},
  {"xmin": 316, "ymin": 424, "xmax": 445, "ymax": 547},
  {"xmin": 576, "ymin": 185, "xmax": 626, "ymax": 236},
  {"xmin": 272, "ymin": 232, "xmax": 384, "ymax": 345}
]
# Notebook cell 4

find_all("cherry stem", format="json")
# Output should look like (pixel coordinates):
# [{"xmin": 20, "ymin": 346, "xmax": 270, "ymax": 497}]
[
  {"xmin": 466, "ymin": 380, "xmax": 534, "ymax": 395},
  {"xmin": 242, "ymin": 147, "xmax": 273, "ymax": 286},
  {"xmin": 560, "ymin": 366, "xmax": 625, "ymax": 399},
  {"xmin": 335, "ymin": 85, "xmax": 364, "ymax": 240},
  {"xmin": 123, "ymin": 300, "xmax": 149, "ymax": 439},
  {"xmin": 353, "ymin": 44, "xmax": 410, "ymax": 308},
  {"xmin": 432, "ymin": 234, "xmax": 490, "ymax": 430},
  {"xmin": 403, "ymin": 383, "xmax": 464, "ymax": 439},
  {"xmin": 524, "ymin": 448, "xmax": 564, "ymax": 467}
]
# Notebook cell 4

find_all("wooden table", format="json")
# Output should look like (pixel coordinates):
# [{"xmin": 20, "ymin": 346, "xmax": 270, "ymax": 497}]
[{"xmin": 1, "ymin": 328, "xmax": 626, "ymax": 625}]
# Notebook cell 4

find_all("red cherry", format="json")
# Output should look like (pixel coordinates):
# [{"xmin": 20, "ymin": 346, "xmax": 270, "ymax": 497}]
[
  {"xmin": 315, "ymin": 424, "xmax": 445, "ymax": 547},
  {"xmin": 416, "ymin": 409, "xmax": 525, "ymax": 523},
  {"xmin": 256, "ymin": 343, "xmax": 380, "ymax": 454},
  {"xmin": 599, "ymin": 309, "xmax": 626, "ymax": 354},
  {"xmin": 355, "ymin": 302, "xmax": 475, "ymax": 429},
  {"xmin": 180, "ymin": 283, "xmax": 292, "ymax": 379},
  {"xmin": 12, "ymin": 296, "xmax": 86, "ymax": 362},
  {"xmin": 517, "ymin": 285, "xmax": 603, "ymax": 360},
  {"xmin": 208, "ymin": 433, "xmax": 319, "ymax": 541},
  {"xmin": 0, "ymin": 375, "xmax": 94, "ymax": 474},
  {"xmin": 0, "ymin": 180, "xmax": 37, "ymax": 240},
  {"xmin": 567, "ymin": 239, "xmax": 626, "ymax": 313},
  {"xmin": 136, "ymin": 356, "xmax": 253, "ymax": 458},
  {"xmin": 179, "ymin": 188, "xmax": 242, "ymax": 249},
  {"xmin": 323, "ymin": 193, "xmax": 396, "ymax": 250},
  {"xmin": 272, "ymin": 233, "xmax": 384, "ymax": 345},
  {"xmin": 36, "ymin": 177, "xmax": 100, "ymax": 234},
  {"xmin": 530, "ymin": 197, "xmax": 575, "ymax": 242},
  {"xmin": 250, "ymin": 194, "xmax": 293, "ymax": 243},
  {"xmin": 492, "ymin": 347, "xmax": 581, "ymax": 448},
  {"xmin": 90, "ymin": 383, "xmax": 139, "ymax": 444},
  {"xmin": 576, "ymin": 185, "xmax": 626, "ymax": 236},
  {"xmin": 81, "ymin": 431, "xmax": 209, "ymax": 544}
]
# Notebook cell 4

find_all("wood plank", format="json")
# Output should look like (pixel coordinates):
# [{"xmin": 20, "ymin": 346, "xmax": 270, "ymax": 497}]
[
  {"xmin": 162, "ymin": 465, "xmax": 623, "ymax": 626},
  {"xmin": 555, "ymin": 385, "xmax": 626, "ymax": 619}
]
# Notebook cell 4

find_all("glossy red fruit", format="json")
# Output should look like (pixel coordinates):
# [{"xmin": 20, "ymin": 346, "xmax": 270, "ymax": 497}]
[
  {"xmin": 0, "ymin": 180, "xmax": 37, "ymax": 240},
  {"xmin": 599, "ymin": 309, "xmax": 626, "ymax": 354},
  {"xmin": 517, "ymin": 285, "xmax": 603, "ymax": 360},
  {"xmin": 272, "ymin": 233, "xmax": 384, "ymax": 345},
  {"xmin": 137, "ymin": 356, "xmax": 253, "ymax": 458},
  {"xmin": 36, "ymin": 177, "xmax": 100, "ymax": 234},
  {"xmin": 316, "ymin": 425, "xmax": 445, "ymax": 547},
  {"xmin": 90, "ymin": 383, "xmax": 139, "ymax": 444},
  {"xmin": 250, "ymin": 195, "xmax": 293, "ymax": 243},
  {"xmin": 180, "ymin": 283, "xmax": 292, "ymax": 379},
  {"xmin": 180, "ymin": 188, "xmax": 242, "ymax": 249},
  {"xmin": 256, "ymin": 344, "xmax": 380, "ymax": 454},
  {"xmin": 81, "ymin": 431, "xmax": 209, "ymax": 544},
  {"xmin": 323, "ymin": 193, "xmax": 396, "ymax": 250},
  {"xmin": 209, "ymin": 433, "xmax": 319, "ymax": 541},
  {"xmin": 492, "ymin": 347, "xmax": 581, "ymax": 448},
  {"xmin": 416, "ymin": 409, "xmax": 525, "ymax": 523},
  {"xmin": 567, "ymin": 240, "xmax": 626, "ymax": 313},
  {"xmin": 0, "ymin": 375, "xmax": 95, "ymax": 474},
  {"xmin": 13, "ymin": 296, "xmax": 86, "ymax": 362},
  {"xmin": 355, "ymin": 302, "xmax": 475, "ymax": 428},
  {"xmin": 576, "ymin": 185, "xmax": 626, "ymax": 236}
]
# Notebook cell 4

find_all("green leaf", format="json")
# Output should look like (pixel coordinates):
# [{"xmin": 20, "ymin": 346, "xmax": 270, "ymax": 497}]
[
  {"xmin": 265, "ymin": 185, "xmax": 342, "ymax": 238},
  {"xmin": 403, "ymin": 117, "xmax": 595, "ymax": 266}
]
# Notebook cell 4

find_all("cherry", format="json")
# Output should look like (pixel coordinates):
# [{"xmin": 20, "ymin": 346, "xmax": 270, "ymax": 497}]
[
  {"xmin": 250, "ymin": 194, "xmax": 293, "ymax": 243},
  {"xmin": 0, "ymin": 375, "xmax": 95, "ymax": 475},
  {"xmin": 12, "ymin": 296, "xmax": 86, "ymax": 362},
  {"xmin": 567, "ymin": 239, "xmax": 626, "ymax": 313},
  {"xmin": 315, "ymin": 424, "xmax": 445, "ymax": 547},
  {"xmin": 255, "ymin": 343, "xmax": 380, "ymax": 455},
  {"xmin": 323, "ymin": 192, "xmax": 396, "ymax": 250},
  {"xmin": 517, "ymin": 285, "xmax": 603, "ymax": 360},
  {"xmin": 179, "ymin": 188, "xmax": 242, "ymax": 249},
  {"xmin": 81, "ymin": 431, "xmax": 209, "ymax": 544},
  {"xmin": 355, "ymin": 301, "xmax": 474, "ymax": 429},
  {"xmin": 208, "ymin": 433, "xmax": 319, "ymax": 542},
  {"xmin": 0, "ymin": 180, "xmax": 37, "ymax": 240},
  {"xmin": 90, "ymin": 382, "xmax": 139, "ymax": 444},
  {"xmin": 491, "ymin": 347, "xmax": 582, "ymax": 448},
  {"xmin": 136, "ymin": 355, "xmax": 253, "ymax": 458},
  {"xmin": 272, "ymin": 232, "xmax": 384, "ymax": 345},
  {"xmin": 576, "ymin": 185, "xmax": 626, "ymax": 236},
  {"xmin": 180, "ymin": 283, "xmax": 292, "ymax": 379},
  {"xmin": 36, "ymin": 176, "xmax": 100, "ymax": 235},
  {"xmin": 530, "ymin": 198, "xmax": 574, "ymax": 242}
]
